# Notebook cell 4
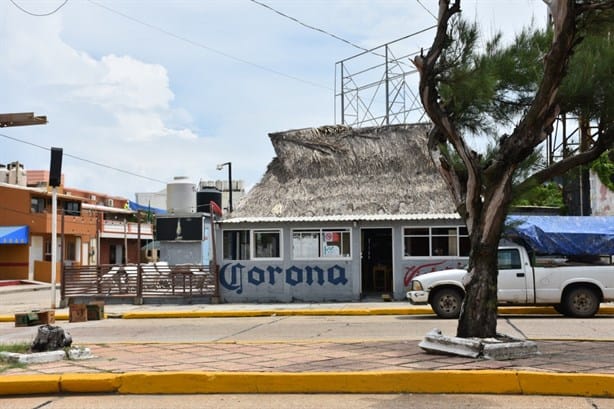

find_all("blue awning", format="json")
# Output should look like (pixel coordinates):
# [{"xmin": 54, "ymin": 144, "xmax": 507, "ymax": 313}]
[
  {"xmin": 506, "ymin": 216, "xmax": 614, "ymax": 256},
  {"xmin": 0, "ymin": 226, "xmax": 29, "ymax": 245}
]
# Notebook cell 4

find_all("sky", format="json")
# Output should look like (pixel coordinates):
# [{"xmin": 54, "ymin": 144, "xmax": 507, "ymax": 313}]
[{"xmin": 0, "ymin": 0, "xmax": 549, "ymax": 200}]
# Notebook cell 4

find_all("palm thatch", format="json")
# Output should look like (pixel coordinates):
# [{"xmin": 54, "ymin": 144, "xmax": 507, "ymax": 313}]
[{"xmin": 231, "ymin": 123, "xmax": 457, "ymax": 218}]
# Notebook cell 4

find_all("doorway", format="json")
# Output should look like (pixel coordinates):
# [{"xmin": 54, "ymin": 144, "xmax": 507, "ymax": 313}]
[{"xmin": 361, "ymin": 228, "xmax": 393, "ymax": 295}]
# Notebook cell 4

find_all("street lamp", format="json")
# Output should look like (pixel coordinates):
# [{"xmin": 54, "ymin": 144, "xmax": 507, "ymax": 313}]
[
  {"xmin": 216, "ymin": 162, "xmax": 232, "ymax": 213},
  {"xmin": 0, "ymin": 112, "xmax": 47, "ymax": 127}
]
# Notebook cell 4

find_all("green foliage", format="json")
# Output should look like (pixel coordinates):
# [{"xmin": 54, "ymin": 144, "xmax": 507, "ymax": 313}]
[
  {"xmin": 512, "ymin": 182, "xmax": 564, "ymax": 208},
  {"xmin": 559, "ymin": 12, "xmax": 614, "ymax": 123},
  {"xmin": 437, "ymin": 16, "xmax": 551, "ymax": 136},
  {"xmin": 591, "ymin": 150, "xmax": 614, "ymax": 191}
]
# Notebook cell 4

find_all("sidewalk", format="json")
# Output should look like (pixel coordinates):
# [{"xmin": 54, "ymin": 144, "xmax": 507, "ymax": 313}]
[{"xmin": 2, "ymin": 283, "xmax": 614, "ymax": 397}]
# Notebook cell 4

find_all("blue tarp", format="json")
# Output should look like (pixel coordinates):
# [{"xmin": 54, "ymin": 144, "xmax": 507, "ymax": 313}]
[
  {"xmin": 0, "ymin": 226, "xmax": 29, "ymax": 245},
  {"xmin": 506, "ymin": 215, "xmax": 614, "ymax": 256},
  {"xmin": 128, "ymin": 200, "xmax": 167, "ymax": 215}
]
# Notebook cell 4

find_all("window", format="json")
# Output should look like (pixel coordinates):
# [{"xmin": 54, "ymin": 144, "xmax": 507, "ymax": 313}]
[
  {"xmin": 403, "ymin": 226, "xmax": 469, "ymax": 257},
  {"xmin": 223, "ymin": 230, "xmax": 250, "ymax": 260},
  {"xmin": 31, "ymin": 197, "xmax": 46, "ymax": 213},
  {"xmin": 293, "ymin": 229, "xmax": 320, "ymax": 258},
  {"xmin": 63, "ymin": 201, "xmax": 80, "ymax": 216},
  {"xmin": 498, "ymin": 249, "xmax": 522, "ymax": 269},
  {"xmin": 459, "ymin": 227, "xmax": 470, "ymax": 256},
  {"xmin": 44, "ymin": 239, "xmax": 52, "ymax": 261},
  {"xmin": 66, "ymin": 241, "xmax": 76, "ymax": 261},
  {"xmin": 292, "ymin": 228, "xmax": 351, "ymax": 259},
  {"xmin": 403, "ymin": 228, "xmax": 429, "ymax": 256},
  {"xmin": 254, "ymin": 230, "xmax": 281, "ymax": 259}
]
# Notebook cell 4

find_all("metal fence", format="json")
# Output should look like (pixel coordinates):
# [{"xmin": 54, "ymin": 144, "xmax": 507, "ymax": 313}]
[{"xmin": 62, "ymin": 263, "xmax": 218, "ymax": 302}]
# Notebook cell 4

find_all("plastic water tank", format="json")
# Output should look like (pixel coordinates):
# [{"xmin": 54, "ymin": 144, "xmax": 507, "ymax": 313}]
[
  {"xmin": 7, "ymin": 162, "xmax": 26, "ymax": 186},
  {"xmin": 197, "ymin": 187, "xmax": 222, "ymax": 213},
  {"xmin": 166, "ymin": 176, "xmax": 196, "ymax": 213},
  {"xmin": 0, "ymin": 164, "xmax": 8, "ymax": 183}
]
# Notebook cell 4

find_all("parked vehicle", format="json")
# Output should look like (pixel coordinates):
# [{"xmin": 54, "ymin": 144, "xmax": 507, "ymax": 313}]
[{"xmin": 406, "ymin": 242, "xmax": 614, "ymax": 318}]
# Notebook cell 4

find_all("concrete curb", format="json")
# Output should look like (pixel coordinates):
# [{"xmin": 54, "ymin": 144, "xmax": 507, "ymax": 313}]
[
  {"xmin": 1, "ymin": 371, "xmax": 614, "ymax": 397},
  {"xmin": 2, "ymin": 305, "xmax": 614, "ymax": 322}
]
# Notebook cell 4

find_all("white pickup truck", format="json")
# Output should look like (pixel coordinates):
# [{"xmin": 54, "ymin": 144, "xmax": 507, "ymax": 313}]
[{"xmin": 406, "ymin": 243, "xmax": 614, "ymax": 318}]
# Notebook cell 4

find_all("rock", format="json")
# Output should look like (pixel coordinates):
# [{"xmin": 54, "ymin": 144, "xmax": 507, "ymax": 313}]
[
  {"xmin": 419, "ymin": 328, "xmax": 538, "ymax": 360},
  {"xmin": 30, "ymin": 324, "xmax": 72, "ymax": 352}
]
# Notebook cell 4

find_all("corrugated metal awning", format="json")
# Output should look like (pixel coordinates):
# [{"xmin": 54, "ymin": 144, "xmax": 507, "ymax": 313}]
[
  {"xmin": 220, "ymin": 213, "xmax": 461, "ymax": 224},
  {"xmin": 0, "ymin": 226, "xmax": 29, "ymax": 244}
]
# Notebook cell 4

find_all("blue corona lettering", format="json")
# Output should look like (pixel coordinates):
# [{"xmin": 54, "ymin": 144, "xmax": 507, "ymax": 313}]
[
  {"xmin": 328, "ymin": 265, "xmax": 348, "ymax": 285},
  {"xmin": 220, "ymin": 263, "xmax": 348, "ymax": 294},
  {"xmin": 247, "ymin": 266, "xmax": 265, "ymax": 285},
  {"xmin": 219, "ymin": 263, "xmax": 244, "ymax": 294},
  {"xmin": 285, "ymin": 266, "xmax": 303, "ymax": 286},
  {"xmin": 267, "ymin": 266, "xmax": 283, "ymax": 284},
  {"xmin": 305, "ymin": 266, "xmax": 325, "ymax": 285}
]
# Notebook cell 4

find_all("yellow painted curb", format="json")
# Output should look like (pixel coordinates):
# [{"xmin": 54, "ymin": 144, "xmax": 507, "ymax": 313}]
[
  {"xmin": 2, "ymin": 371, "xmax": 614, "ymax": 396},
  {"xmin": 1, "ymin": 305, "xmax": 614, "ymax": 322},
  {"xmin": 118, "ymin": 370, "xmax": 522, "ymax": 394},
  {"xmin": 0, "ymin": 375, "xmax": 60, "ymax": 395},
  {"xmin": 518, "ymin": 371, "xmax": 614, "ymax": 397},
  {"xmin": 60, "ymin": 373, "xmax": 121, "ymax": 393},
  {"xmin": 119, "ymin": 308, "xmax": 431, "ymax": 319}
]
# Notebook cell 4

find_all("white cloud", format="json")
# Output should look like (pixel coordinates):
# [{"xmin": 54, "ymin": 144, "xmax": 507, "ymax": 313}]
[{"xmin": 0, "ymin": 0, "xmax": 549, "ymax": 199}]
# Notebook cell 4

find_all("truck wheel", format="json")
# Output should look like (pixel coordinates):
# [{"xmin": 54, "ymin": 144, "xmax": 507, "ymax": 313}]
[
  {"xmin": 553, "ymin": 304, "xmax": 568, "ymax": 315},
  {"xmin": 431, "ymin": 288, "xmax": 463, "ymax": 319},
  {"xmin": 563, "ymin": 286, "xmax": 600, "ymax": 318}
]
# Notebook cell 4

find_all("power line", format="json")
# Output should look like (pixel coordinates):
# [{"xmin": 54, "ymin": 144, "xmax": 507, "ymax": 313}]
[
  {"xmin": 0, "ymin": 132, "xmax": 167, "ymax": 185},
  {"xmin": 415, "ymin": 0, "xmax": 438, "ymax": 20},
  {"xmin": 9, "ymin": 0, "xmax": 69, "ymax": 17},
  {"xmin": 249, "ymin": 0, "xmax": 370, "ymax": 52},
  {"xmin": 86, "ymin": 0, "xmax": 332, "ymax": 91}
]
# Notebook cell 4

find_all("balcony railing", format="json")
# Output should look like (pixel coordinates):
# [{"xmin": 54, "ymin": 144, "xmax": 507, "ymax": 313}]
[{"xmin": 100, "ymin": 220, "xmax": 153, "ymax": 239}]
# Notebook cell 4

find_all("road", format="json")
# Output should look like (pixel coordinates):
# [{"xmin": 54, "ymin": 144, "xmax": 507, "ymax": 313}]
[
  {"xmin": 2, "ymin": 314, "xmax": 614, "ymax": 344},
  {"xmin": 3, "ymin": 393, "xmax": 614, "ymax": 409}
]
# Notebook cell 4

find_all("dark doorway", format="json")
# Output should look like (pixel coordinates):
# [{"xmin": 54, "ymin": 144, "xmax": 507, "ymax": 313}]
[{"xmin": 361, "ymin": 228, "xmax": 393, "ymax": 295}]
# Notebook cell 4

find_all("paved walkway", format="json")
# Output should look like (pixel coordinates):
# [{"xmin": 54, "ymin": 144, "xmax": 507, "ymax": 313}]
[
  {"xmin": 2, "ymin": 283, "xmax": 614, "ymax": 397},
  {"xmin": 5, "ymin": 339, "xmax": 614, "ymax": 375}
]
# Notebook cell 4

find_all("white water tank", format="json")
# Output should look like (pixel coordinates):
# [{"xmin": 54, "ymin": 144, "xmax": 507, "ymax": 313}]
[
  {"xmin": 0, "ymin": 164, "xmax": 8, "ymax": 183},
  {"xmin": 166, "ymin": 176, "xmax": 196, "ymax": 213},
  {"xmin": 7, "ymin": 162, "xmax": 26, "ymax": 186}
]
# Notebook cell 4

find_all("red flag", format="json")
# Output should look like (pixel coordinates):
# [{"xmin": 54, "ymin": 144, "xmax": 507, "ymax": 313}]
[{"xmin": 210, "ymin": 201, "xmax": 223, "ymax": 216}]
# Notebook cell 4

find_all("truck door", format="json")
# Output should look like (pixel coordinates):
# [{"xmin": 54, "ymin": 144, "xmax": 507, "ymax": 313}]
[{"xmin": 497, "ymin": 248, "xmax": 528, "ymax": 303}]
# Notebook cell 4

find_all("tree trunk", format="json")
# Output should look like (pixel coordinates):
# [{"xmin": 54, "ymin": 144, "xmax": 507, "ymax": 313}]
[
  {"xmin": 456, "ymin": 170, "xmax": 514, "ymax": 338},
  {"xmin": 457, "ymin": 240, "xmax": 500, "ymax": 338}
]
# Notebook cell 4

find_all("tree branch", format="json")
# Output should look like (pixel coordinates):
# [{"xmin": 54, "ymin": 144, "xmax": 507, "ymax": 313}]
[
  {"xmin": 414, "ymin": 0, "xmax": 482, "ymax": 227},
  {"xmin": 498, "ymin": 0, "xmax": 578, "ymax": 165},
  {"xmin": 514, "ymin": 126, "xmax": 614, "ymax": 195}
]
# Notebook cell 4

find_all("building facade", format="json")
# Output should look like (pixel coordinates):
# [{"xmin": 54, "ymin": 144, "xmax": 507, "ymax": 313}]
[
  {"xmin": 215, "ymin": 124, "xmax": 468, "ymax": 302},
  {"xmin": 219, "ymin": 216, "xmax": 468, "ymax": 302},
  {"xmin": 0, "ymin": 164, "xmax": 154, "ymax": 282},
  {"xmin": 0, "ymin": 183, "xmax": 96, "ymax": 281}
]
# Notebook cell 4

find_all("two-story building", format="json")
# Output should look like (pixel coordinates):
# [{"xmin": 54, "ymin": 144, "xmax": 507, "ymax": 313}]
[
  {"xmin": 0, "ymin": 182, "xmax": 96, "ymax": 282},
  {"xmin": 0, "ymin": 165, "xmax": 155, "ymax": 282}
]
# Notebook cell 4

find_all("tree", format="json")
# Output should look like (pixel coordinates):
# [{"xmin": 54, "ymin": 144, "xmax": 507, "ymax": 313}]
[{"xmin": 413, "ymin": 0, "xmax": 614, "ymax": 338}]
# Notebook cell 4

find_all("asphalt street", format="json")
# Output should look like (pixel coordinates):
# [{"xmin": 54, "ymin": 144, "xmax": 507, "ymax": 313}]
[
  {"xmin": 2, "ymin": 283, "xmax": 614, "ymax": 400},
  {"xmin": 3, "ymin": 393, "xmax": 614, "ymax": 409}
]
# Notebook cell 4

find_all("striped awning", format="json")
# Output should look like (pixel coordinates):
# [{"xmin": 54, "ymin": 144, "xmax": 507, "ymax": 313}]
[{"xmin": 0, "ymin": 226, "xmax": 29, "ymax": 244}]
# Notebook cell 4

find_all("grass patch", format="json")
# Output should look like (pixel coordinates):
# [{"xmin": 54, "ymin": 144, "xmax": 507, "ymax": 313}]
[
  {"xmin": 0, "ymin": 342, "xmax": 30, "ymax": 373},
  {"xmin": 0, "ymin": 342, "xmax": 30, "ymax": 354}
]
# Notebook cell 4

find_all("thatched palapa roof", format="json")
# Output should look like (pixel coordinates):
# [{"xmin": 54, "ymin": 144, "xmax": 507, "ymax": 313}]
[{"xmin": 230, "ymin": 123, "xmax": 457, "ymax": 219}]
